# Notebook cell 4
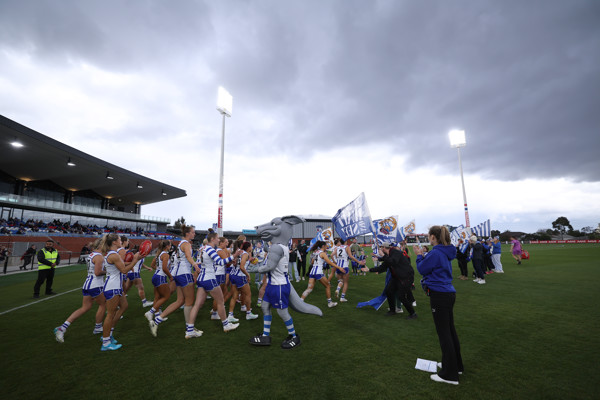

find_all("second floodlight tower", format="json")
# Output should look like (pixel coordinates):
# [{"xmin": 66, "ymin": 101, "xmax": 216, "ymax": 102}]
[
  {"xmin": 216, "ymin": 86, "xmax": 233, "ymax": 237},
  {"xmin": 449, "ymin": 129, "xmax": 470, "ymax": 228}
]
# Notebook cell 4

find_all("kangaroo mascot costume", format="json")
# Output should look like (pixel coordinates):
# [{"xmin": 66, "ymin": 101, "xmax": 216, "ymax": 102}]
[{"xmin": 248, "ymin": 215, "xmax": 322, "ymax": 349}]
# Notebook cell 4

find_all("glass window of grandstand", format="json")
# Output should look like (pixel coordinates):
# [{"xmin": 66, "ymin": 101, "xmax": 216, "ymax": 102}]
[{"xmin": 22, "ymin": 180, "xmax": 65, "ymax": 203}]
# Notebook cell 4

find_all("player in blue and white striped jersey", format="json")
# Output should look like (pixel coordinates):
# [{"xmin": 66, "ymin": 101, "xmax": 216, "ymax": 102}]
[
  {"xmin": 328, "ymin": 238, "xmax": 365, "ymax": 302},
  {"xmin": 54, "ymin": 238, "xmax": 107, "ymax": 343},
  {"xmin": 100, "ymin": 234, "xmax": 141, "ymax": 351},
  {"xmin": 144, "ymin": 240, "xmax": 174, "ymax": 323},
  {"xmin": 188, "ymin": 232, "xmax": 243, "ymax": 333},
  {"xmin": 301, "ymin": 241, "xmax": 341, "ymax": 308},
  {"xmin": 149, "ymin": 225, "xmax": 201, "ymax": 339},
  {"xmin": 227, "ymin": 242, "xmax": 259, "ymax": 322}
]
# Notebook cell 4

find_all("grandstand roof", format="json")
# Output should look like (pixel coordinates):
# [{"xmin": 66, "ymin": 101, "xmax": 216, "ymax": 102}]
[{"xmin": 0, "ymin": 114, "xmax": 186, "ymax": 205}]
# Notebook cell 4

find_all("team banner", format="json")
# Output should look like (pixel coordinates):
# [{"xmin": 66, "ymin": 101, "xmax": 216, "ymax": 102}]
[
  {"xmin": 307, "ymin": 227, "xmax": 334, "ymax": 250},
  {"xmin": 471, "ymin": 219, "xmax": 491, "ymax": 238},
  {"xmin": 450, "ymin": 225, "xmax": 471, "ymax": 246},
  {"xmin": 331, "ymin": 192, "xmax": 375, "ymax": 241}
]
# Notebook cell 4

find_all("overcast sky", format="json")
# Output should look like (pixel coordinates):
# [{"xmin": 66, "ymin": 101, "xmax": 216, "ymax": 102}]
[{"xmin": 1, "ymin": 0, "xmax": 599, "ymax": 234}]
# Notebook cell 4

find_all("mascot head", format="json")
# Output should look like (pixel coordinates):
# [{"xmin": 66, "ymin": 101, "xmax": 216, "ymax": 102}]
[{"xmin": 255, "ymin": 215, "xmax": 304, "ymax": 245}]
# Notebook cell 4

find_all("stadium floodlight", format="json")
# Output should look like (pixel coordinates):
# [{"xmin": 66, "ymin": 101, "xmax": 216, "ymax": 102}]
[
  {"xmin": 67, "ymin": 157, "xmax": 76, "ymax": 167},
  {"xmin": 106, "ymin": 171, "xmax": 114, "ymax": 180},
  {"xmin": 137, "ymin": 182, "xmax": 143, "ymax": 189},
  {"xmin": 216, "ymin": 86, "xmax": 233, "ymax": 236},
  {"xmin": 449, "ymin": 129, "xmax": 466, "ymax": 148},
  {"xmin": 448, "ymin": 129, "xmax": 470, "ymax": 227},
  {"xmin": 161, "ymin": 189, "xmax": 167, "ymax": 196},
  {"xmin": 216, "ymin": 86, "xmax": 233, "ymax": 117}
]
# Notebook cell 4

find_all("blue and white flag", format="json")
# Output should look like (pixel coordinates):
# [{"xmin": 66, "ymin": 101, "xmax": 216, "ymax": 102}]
[
  {"xmin": 332, "ymin": 193, "xmax": 375, "ymax": 241},
  {"xmin": 471, "ymin": 219, "xmax": 491, "ymax": 238},
  {"xmin": 373, "ymin": 217, "xmax": 415, "ymax": 244},
  {"xmin": 357, "ymin": 270, "xmax": 393, "ymax": 311},
  {"xmin": 450, "ymin": 225, "xmax": 471, "ymax": 246},
  {"xmin": 307, "ymin": 227, "xmax": 334, "ymax": 251}
]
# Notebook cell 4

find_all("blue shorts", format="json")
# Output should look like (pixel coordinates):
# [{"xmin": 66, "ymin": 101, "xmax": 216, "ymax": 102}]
[
  {"xmin": 82, "ymin": 287, "xmax": 103, "ymax": 298},
  {"xmin": 215, "ymin": 274, "xmax": 226, "ymax": 285},
  {"xmin": 174, "ymin": 274, "xmax": 194, "ymax": 287},
  {"xmin": 104, "ymin": 289, "xmax": 123, "ymax": 300},
  {"xmin": 309, "ymin": 272, "xmax": 324, "ymax": 280},
  {"xmin": 196, "ymin": 278, "xmax": 219, "ymax": 291},
  {"xmin": 230, "ymin": 274, "xmax": 248, "ymax": 288},
  {"xmin": 152, "ymin": 274, "xmax": 168, "ymax": 287},
  {"xmin": 127, "ymin": 271, "xmax": 141, "ymax": 281},
  {"xmin": 336, "ymin": 267, "xmax": 349, "ymax": 275},
  {"xmin": 264, "ymin": 282, "xmax": 290, "ymax": 309}
]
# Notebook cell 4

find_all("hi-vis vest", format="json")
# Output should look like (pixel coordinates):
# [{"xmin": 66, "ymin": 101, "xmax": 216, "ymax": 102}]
[{"xmin": 38, "ymin": 249, "xmax": 58, "ymax": 270}]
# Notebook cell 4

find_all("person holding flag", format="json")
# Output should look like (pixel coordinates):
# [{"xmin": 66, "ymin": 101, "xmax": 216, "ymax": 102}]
[{"xmin": 361, "ymin": 242, "xmax": 417, "ymax": 318}]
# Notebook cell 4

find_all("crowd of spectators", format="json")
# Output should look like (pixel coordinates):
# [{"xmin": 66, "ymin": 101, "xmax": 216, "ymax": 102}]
[{"xmin": 0, "ymin": 217, "xmax": 163, "ymax": 237}]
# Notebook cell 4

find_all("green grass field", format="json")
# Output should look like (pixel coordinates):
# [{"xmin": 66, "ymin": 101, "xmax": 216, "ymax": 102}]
[{"xmin": 1, "ymin": 244, "xmax": 599, "ymax": 400}]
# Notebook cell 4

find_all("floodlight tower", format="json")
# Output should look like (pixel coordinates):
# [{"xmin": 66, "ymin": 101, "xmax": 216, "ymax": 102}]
[
  {"xmin": 449, "ymin": 129, "xmax": 470, "ymax": 228},
  {"xmin": 216, "ymin": 86, "xmax": 233, "ymax": 237}
]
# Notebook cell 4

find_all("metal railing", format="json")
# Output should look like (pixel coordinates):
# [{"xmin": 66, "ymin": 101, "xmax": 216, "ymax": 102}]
[{"xmin": 0, "ymin": 193, "xmax": 169, "ymax": 223}]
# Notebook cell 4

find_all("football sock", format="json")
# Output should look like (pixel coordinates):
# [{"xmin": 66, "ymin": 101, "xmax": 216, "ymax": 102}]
[
  {"xmin": 60, "ymin": 321, "xmax": 71, "ymax": 331},
  {"xmin": 263, "ymin": 315, "xmax": 272, "ymax": 336},
  {"xmin": 284, "ymin": 318, "xmax": 296, "ymax": 337}
]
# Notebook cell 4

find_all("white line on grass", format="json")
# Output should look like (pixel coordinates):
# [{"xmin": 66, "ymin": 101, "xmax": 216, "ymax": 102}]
[{"xmin": 0, "ymin": 287, "xmax": 81, "ymax": 316}]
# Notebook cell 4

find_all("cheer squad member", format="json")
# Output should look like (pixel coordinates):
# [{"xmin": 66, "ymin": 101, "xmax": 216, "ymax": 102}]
[
  {"xmin": 228, "ymin": 241, "xmax": 259, "ymax": 321},
  {"xmin": 187, "ymin": 232, "xmax": 242, "ymax": 334},
  {"xmin": 415, "ymin": 225, "xmax": 463, "ymax": 385},
  {"xmin": 301, "ymin": 241, "xmax": 340, "ymax": 308},
  {"xmin": 54, "ymin": 238, "xmax": 106, "ymax": 343},
  {"xmin": 149, "ymin": 225, "xmax": 201, "ymax": 339},
  {"xmin": 101, "ymin": 233, "xmax": 141, "ymax": 351},
  {"xmin": 145, "ymin": 240, "xmax": 174, "ymax": 323}
]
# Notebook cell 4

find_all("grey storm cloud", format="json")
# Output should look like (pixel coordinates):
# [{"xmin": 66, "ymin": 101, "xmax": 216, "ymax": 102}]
[{"xmin": 1, "ymin": 0, "xmax": 599, "ymax": 181}]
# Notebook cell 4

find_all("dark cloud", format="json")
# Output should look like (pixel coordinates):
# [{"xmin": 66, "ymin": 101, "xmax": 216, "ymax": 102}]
[{"xmin": 1, "ymin": 0, "xmax": 598, "ymax": 181}]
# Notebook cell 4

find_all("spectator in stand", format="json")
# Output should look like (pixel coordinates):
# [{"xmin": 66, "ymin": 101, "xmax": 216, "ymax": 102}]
[
  {"xmin": 20, "ymin": 244, "xmax": 37, "ymax": 270},
  {"xmin": 491, "ymin": 236, "xmax": 504, "ymax": 273},
  {"xmin": 33, "ymin": 239, "xmax": 60, "ymax": 298},
  {"xmin": 510, "ymin": 236, "xmax": 522, "ymax": 265}
]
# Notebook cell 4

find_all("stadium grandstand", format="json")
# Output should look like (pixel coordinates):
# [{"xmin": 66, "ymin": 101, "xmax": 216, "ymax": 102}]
[{"xmin": 0, "ymin": 114, "xmax": 186, "ymax": 273}]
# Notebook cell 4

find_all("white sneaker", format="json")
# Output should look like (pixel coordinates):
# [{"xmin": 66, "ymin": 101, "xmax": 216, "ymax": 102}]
[
  {"xmin": 92, "ymin": 327, "xmax": 103, "ymax": 335},
  {"xmin": 228, "ymin": 315, "xmax": 239, "ymax": 323},
  {"xmin": 149, "ymin": 320, "xmax": 158, "ymax": 337},
  {"xmin": 340, "ymin": 298, "xmax": 348, "ymax": 302},
  {"xmin": 210, "ymin": 312, "xmax": 220, "ymax": 320},
  {"xmin": 246, "ymin": 312, "xmax": 259, "ymax": 320},
  {"xmin": 144, "ymin": 311, "xmax": 154, "ymax": 322},
  {"xmin": 395, "ymin": 307, "xmax": 403, "ymax": 314},
  {"xmin": 54, "ymin": 327, "xmax": 64, "ymax": 343},
  {"xmin": 142, "ymin": 301, "xmax": 153, "ymax": 308},
  {"xmin": 473, "ymin": 278, "xmax": 481, "ymax": 283},
  {"xmin": 185, "ymin": 329, "xmax": 203, "ymax": 339},
  {"xmin": 240, "ymin": 305, "xmax": 247, "ymax": 312},
  {"xmin": 430, "ymin": 374, "xmax": 459, "ymax": 385},
  {"xmin": 296, "ymin": 279, "xmax": 300, "ymax": 283},
  {"xmin": 223, "ymin": 322, "xmax": 239, "ymax": 332},
  {"xmin": 495, "ymin": 270, "xmax": 504, "ymax": 273},
  {"xmin": 328, "ymin": 302, "xmax": 338, "ymax": 308},
  {"xmin": 412, "ymin": 301, "xmax": 417, "ymax": 307},
  {"xmin": 478, "ymin": 279, "xmax": 486, "ymax": 285}
]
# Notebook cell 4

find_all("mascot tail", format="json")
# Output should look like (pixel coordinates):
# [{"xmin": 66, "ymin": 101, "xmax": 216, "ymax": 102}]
[{"xmin": 289, "ymin": 285, "xmax": 323, "ymax": 317}]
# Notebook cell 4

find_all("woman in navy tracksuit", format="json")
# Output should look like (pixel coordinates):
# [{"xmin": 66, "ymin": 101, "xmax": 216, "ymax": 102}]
[{"xmin": 415, "ymin": 225, "xmax": 464, "ymax": 385}]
